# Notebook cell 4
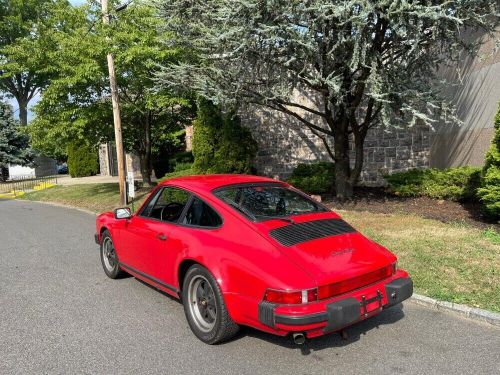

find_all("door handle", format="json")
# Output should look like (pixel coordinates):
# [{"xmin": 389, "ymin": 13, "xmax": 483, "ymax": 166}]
[{"xmin": 157, "ymin": 233, "xmax": 167, "ymax": 241}]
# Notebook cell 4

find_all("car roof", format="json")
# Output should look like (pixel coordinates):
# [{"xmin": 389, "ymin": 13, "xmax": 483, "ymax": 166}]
[{"xmin": 160, "ymin": 174, "xmax": 284, "ymax": 192}]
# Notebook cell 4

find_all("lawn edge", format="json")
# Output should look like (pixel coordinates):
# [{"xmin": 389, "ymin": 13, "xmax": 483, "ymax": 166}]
[
  {"xmin": 410, "ymin": 294, "xmax": 500, "ymax": 327},
  {"xmin": 18, "ymin": 198, "xmax": 98, "ymax": 216}
]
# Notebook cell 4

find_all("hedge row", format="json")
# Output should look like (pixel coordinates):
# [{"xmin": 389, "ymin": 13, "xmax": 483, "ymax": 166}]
[{"xmin": 384, "ymin": 167, "xmax": 481, "ymax": 201}]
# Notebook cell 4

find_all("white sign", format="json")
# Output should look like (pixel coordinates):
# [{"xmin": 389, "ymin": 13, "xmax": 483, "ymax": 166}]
[{"xmin": 127, "ymin": 172, "xmax": 135, "ymax": 198}]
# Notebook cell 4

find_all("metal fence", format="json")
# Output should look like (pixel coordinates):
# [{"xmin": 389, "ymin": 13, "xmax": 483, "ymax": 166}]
[{"xmin": 0, "ymin": 175, "xmax": 58, "ymax": 194}]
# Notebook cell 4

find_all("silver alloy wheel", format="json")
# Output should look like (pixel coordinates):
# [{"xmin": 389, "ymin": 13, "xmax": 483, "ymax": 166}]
[
  {"xmin": 187, "ymin": 275, "xmax": 217, "ymax": 333},
  {"xmin": 102, "ymin": 237, "xmax": 117, "ymax": 272}
]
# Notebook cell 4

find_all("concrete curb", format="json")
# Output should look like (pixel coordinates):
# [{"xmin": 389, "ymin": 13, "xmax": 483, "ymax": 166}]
[{"xmin": 410, "ymin": 294, "xmax": 500, "ymax": 327}]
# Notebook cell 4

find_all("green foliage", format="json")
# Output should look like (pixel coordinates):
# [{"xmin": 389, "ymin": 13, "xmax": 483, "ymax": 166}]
[
  {"xmin": 0, "ymin": 101, "xmax": 33, "ymax": 168},
  {"xmin": 477, "ymin": 103, "xmax": 500, "ymax": 220},
  {"xmin": 156, "ymin": 0, "xmax": 497, "ymax": 197},
  {"xmin": 192, "ymin": 99, "xmax": 257, "ymax": 174},
  {"xmin": 67, "ymin": 142, "xmax": 98, "ymax": 178},
  {"xmin": 27, "ymin": 2, "xmax": 195, "ymax": 183},
  {"xmin": 160, "ymin": 166, "xmax": 198, "ymax": 181},
  {"xmin": 288, "ymin": 162, "xmax": 335, "ymax": 194},
  {"xmin": 0, "ymin": 0, "xmax": 73, "ymax": 125},
  {"xmin": 385, "ymin": 167, "xmax": 481, "ymax": 201}
]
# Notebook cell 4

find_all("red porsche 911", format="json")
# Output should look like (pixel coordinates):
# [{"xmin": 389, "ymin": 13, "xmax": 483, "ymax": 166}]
[{"xmin": 95, "ymin": 174, "xmax": 412, "ymax": 344}]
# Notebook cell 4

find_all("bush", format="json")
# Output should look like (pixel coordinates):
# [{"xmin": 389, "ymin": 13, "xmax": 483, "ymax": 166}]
[
  {"xmin": 384, "ymin": 167, "xmax": 481, "ymax": 201},
  {"xmin": 192, "ymin": 99, "xmax": 257, "ymax": 174},
  {"xmin": 167, "ymin": 151, "xmax": 194, "ymax": 172},
  {"xmin": 478, "ymin": 103, "xmax": 500, "ymax": 220},
  {"xmin": 67, "ymin": 142, "xmax": 98, "ymax": 178},
  {"xmin": 287, "ymin": 162, "xmax": 335, "ymax": 194}
]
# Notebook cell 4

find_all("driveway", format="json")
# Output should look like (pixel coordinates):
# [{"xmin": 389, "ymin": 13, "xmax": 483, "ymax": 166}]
[{"xmin": 0, "ymin": 199, "xmax": 499, "ymax": 375}]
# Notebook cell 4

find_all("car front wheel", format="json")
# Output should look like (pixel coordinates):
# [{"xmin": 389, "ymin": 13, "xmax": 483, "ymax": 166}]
[
  {"xmin": 100, "ymin": 230, "xmax": 124, "ymax": 279},
  {"xmin": 182, "ymin": 265, "xmax": 239, "ymax": 344}
]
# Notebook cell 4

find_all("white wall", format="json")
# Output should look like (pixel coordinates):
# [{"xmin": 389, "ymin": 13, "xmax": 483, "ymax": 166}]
[{"xmin": 8, "ymin": 165, "xmax": 35, "ymax": 179}]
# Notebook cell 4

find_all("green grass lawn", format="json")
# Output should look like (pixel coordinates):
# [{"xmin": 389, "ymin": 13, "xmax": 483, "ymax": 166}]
[
  {"xmin": 21, "ymin": 183, "xmax": 500, "ymax": 312},
  {"xmin": 341, "ymin": 211, "xmax": 500, "ymax": 312},
  {"xmin": 21, "ymin": 183, "xmax": 150, "ymax": 213}
]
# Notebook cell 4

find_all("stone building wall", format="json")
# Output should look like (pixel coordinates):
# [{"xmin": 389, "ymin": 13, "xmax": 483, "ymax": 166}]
[
  {"xmin": 241, "ymin": 28, "xmax": 499, "ymax": 186},
  {"xmin": 241, "ymin": 104, "xmax": 430, "ymax": 186}
]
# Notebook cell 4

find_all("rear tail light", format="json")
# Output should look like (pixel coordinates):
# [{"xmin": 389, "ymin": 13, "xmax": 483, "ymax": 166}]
[
  {"xmin": 264, "ymin": 264, "xmax": 396, "ymax": 305},
  {"xmin": 264, "ymin": 288, "xmax": 317, "ymax": 304}
]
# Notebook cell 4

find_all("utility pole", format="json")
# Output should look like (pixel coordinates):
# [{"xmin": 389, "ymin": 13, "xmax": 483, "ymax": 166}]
[{"xmin": 101, "ymin": 0, "xmax": 127, "ymax": 206}]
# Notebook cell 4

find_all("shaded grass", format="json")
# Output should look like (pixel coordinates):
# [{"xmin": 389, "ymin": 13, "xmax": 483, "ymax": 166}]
[
  {"xmin": 21, "ymin": 183, "xmax": 150, "ymax": 213},
  {"xmin": 20, "ymin": 184, "xmax": 500, "ymax": 312},
  {"xmin": 340, "ymin": 210, "xmax": 500, "ymax": 312}
]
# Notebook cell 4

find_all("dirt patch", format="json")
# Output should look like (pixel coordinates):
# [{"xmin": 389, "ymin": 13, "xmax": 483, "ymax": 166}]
[{"xmin": 322, "ymin": 187, "xmax": 499, "ymax": 231}]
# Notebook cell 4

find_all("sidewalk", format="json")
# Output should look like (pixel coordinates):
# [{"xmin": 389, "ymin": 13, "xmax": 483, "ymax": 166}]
[
  {"xmin": 56, "ymin": 174, "xmax": 157, "ymax": 186},
  {"xmin": 57, "ymin": 175, "xmax": 120, "ymax": 186}
]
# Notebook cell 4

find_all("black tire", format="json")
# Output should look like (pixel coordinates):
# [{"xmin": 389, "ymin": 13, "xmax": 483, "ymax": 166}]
[
  {"xmin": 100, "ymin": 230, "xmax": 124, "ymax": 279},
  {"xmin": 182, "ymin": 265, "xmax": 239, "ymax": 344}
]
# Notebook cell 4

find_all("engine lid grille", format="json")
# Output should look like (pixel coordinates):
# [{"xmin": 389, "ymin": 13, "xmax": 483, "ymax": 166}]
[{"xmin": 269, "ymin": 218, "xmax": 356, "ymax": 246}]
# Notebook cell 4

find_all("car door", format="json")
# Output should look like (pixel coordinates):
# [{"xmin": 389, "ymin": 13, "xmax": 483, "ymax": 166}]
[
  {"xmin": 119, "ymin": 186, "xmax": 191, "ymax": 279},
  {"xmin": 154, "ymin": 195, "xmax": 224, "ymax": 287}
]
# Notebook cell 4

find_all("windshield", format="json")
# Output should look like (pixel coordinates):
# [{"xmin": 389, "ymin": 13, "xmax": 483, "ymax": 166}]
[{"xmin": 214, "ymin": 184, "xmax": 326, "ymax": 221}]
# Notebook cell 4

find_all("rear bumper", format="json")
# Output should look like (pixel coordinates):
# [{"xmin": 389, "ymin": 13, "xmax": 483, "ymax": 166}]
[{"xmin": 258, "ymin": 277, "xmax": 413, "ymax": 333}]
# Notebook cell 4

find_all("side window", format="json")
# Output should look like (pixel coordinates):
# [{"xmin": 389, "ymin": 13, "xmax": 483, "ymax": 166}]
[
  {"xmin": 183, "ymin": 197, "xmax": 222, "ymax": 227},
  {"xmin": 141, "ymin": 187, "xmax": 191, "ymax": 222}
]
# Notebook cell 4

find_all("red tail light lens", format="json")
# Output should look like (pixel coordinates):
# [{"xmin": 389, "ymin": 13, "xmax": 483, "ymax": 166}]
[
  {"xmin": 317, "ymin": 265, "xmax": 394, "ymax": 300},
  {"xmin": 264, "ymin": 288, "xmax": 318, "ymax": 304},
  {"xmin": 264, "ymin": 265, "xmax": 395, "ymax": 304}
]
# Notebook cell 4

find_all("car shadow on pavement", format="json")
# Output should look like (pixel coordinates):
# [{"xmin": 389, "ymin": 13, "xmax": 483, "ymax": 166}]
[
  {"xmin": 241, "ymin": 304, "xmax": 406, "ymax": 355},
  {"xmin": 127, "ymin": 275, "xmax": 405, "ymax": 355}
]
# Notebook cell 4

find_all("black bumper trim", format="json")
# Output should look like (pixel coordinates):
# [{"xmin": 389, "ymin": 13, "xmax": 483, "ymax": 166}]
[
  {"xmin": 94, "ymin": 233, "xmax": 100, "ymax": 244},
  {"xmin": 258, "ymin": 277, "xmax": 413, "ymax": 330},
  {"xmin": 275, "ymin": 312, "xmax": 328, "ymax": 326}
]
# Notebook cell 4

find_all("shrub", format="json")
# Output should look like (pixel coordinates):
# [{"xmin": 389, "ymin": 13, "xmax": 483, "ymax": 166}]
[
  {"xmin": 192, "ymin": 99, "xmax": 257, "ymax": 174},
  {"xmin": 67, "ymin": 142, "xmax": 98, "ymax": 178},
  {"xmin": 287, "ymin": 162, "xmax": 335, "ymax": 194},
  {"xmin": 167, "ymin": 151, "xmax": 194, "ymax": 172},
  {"xmin": 384, "ymin": 167, "xmax": 481, "ymax": 201},
  {"xmin": 477, "ymin": 103, "xmax": 500, "ymax": 220}
]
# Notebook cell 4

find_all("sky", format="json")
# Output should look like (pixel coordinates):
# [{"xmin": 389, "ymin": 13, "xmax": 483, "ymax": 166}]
[{"xmin": 6, "ymin": 0, "xmax": 87, "ymax": 121}]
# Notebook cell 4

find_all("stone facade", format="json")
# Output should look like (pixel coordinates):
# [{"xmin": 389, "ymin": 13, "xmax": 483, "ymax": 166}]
[
  {"xmin": 98, "ymin": 143, "xmax": 141, "ymax": 179},
  {"xmin": 241, "ymin": 106, "xmax": 430, "ymax": 185},
  {"xmin": 240, "ymin": 29, "xmax": 498, "ymax": 186}
]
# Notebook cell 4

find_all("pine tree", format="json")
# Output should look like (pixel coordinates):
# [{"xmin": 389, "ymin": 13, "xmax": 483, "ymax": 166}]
[{"xmin": 0, "ymin": 101, "xmax": 33, "ymax": 180}]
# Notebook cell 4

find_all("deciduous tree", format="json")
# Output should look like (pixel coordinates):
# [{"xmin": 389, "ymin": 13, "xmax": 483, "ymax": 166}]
[
  {"xmin": 0, "ymin": 0, "xmax": 73, "ymax": 125},
  {"xmin": 28, "ymin": 1, "xmax": 194, "ymax": 185}
]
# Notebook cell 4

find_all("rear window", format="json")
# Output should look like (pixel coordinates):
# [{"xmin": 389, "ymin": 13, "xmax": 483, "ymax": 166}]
[{"xmin": 214, "ymin": 184, "xmax": 326, "ymax": 221}]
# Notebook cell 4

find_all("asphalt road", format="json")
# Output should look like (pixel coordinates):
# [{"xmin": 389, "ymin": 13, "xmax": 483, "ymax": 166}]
[{"xmin": 0, "ymin": 199, "xmax": 499, "ymax": 375}]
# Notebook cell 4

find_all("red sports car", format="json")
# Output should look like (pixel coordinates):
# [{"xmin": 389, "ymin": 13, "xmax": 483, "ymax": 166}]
[{"xmin": 95, "ymin": 174, "xmax": 412, "ymax": 344}]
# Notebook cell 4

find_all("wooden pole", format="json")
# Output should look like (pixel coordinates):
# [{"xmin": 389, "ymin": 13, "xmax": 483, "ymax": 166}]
[{"xmin": 101, "ymin": 0, "xmax": 127, "ymax": 206}]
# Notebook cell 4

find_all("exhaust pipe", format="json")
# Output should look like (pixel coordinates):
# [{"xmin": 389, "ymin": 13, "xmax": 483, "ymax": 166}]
[{"xmin": 292, "ymin": 332, "xmax": 306, "ymax": 345}]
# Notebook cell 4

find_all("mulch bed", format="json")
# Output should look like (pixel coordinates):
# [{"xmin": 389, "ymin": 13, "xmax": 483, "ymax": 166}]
[{"xmin": 322, "ymin": 187, "xmax": 499, "ymax": 231}]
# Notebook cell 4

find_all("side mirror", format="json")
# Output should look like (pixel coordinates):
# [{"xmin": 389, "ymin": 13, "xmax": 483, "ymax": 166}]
[{"xmin": 114, "ymin": 207, "xmax": 132, "ymax": 220}]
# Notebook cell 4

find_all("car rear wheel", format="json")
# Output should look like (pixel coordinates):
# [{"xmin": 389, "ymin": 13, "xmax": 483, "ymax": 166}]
[
  {"xmin": 100, "ymin": 230, "xmax": 124, "ymax": 279},
  {"xmin": 182, "ymin": 265, "xmax": 239, "ymax": 344}
]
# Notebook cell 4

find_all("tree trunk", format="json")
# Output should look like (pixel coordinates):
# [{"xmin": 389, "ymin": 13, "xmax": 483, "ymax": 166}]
[
  {"xmin": 139, "ymin": 154, "xmax": 152, "ymax": 186},
  {"xmin": 333, "ymin": 125, "xmax": 354, "ymax": 200},
  {"xmin": 17, "ymin": 96, "xmax": 29, "ymax": 126},
  {"xmin": 349, "ymin": 131, "xmax": 367, "ymax": 188},
  {"xmin": 0, "ymin": 166, "xmax": 9, "ymax": 182},
  {"xmin": 140, "ymin": 115, "xmax": 153, "ymax": 186}
]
